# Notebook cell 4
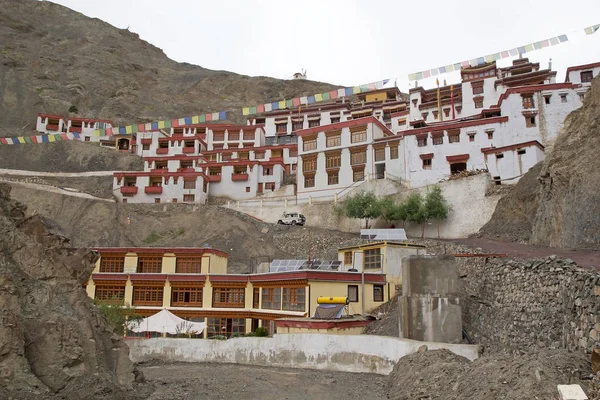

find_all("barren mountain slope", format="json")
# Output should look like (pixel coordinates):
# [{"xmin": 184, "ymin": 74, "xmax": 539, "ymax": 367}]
[
  {"xmin": 0, "ymin": 0, "xmax": 339, "ymax": 131},
  {"xmin": 0, "ymin": 183, "xmax": 145, "ymax": 400},
  {"xmin": 531, "ymin": 76, "xmax": 600, "ymax": 249},
  {"xmin": 6, "ymin": 183, "xmax": 358, "ymax": 273}
]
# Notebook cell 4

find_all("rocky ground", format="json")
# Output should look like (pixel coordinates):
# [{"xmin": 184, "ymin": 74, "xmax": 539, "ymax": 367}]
[{"xmin": 138, "ymin": 362, "xmax": 388, "ymax": 400}]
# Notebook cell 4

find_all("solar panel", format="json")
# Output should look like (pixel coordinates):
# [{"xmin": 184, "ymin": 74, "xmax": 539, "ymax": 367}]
[
  {"xmin": 269, "ymin": 259, "xmax": 343, "ymax": 272},
  {"xmin": 360, "ymin": 229, "xmax": 407, "ymax": 241}
]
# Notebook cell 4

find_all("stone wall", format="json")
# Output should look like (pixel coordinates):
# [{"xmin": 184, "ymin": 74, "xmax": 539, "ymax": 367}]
[{"xmin": 417, "ymin": 240, "xmax": 600, "ymax": 353}]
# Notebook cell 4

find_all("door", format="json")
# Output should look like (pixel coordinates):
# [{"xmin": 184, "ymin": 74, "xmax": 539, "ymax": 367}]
[{"xmin": 257, "ymin": 183, "xmax": 263, "ymax": 193}]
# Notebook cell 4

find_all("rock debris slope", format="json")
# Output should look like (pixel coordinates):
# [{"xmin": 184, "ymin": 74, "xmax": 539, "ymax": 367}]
[{"xmin": 0, "ymin": 183, "xmax": 137, "ymax": 399}]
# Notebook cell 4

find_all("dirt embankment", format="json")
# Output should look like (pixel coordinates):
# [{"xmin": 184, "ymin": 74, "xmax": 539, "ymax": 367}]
[
  {"xmin": 0, "ymin": 183, "xmax": 149, "ymax": 399},
  {"xmin": 479, "ymin": 76, "xmax": 600, "ymax": 250},
  {"xmin": 0, "ymin": 141, "xmax": 143, "ymax": 172},
  {"xmin": 6, "ymin": 183, "xmax": 358, "ymax": 273},
  {"xmin": 0, "ymin": 0, "xmax": 340, "ymax": 129}
]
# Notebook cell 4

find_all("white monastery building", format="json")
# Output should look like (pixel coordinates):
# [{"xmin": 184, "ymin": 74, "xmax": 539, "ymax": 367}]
[{"xmin": 34, "ymin": 59, "xmax": 600, "ymax": 203}]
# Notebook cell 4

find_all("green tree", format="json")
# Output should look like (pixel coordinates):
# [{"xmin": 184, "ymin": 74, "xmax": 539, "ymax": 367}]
[
  {"xmin": 404, "ymin": 192, "xmax": 428, "ymax": 238},
  {"xmin": 94, "ymin": 299, "xmax": 142, "ymax": 335},
  {"xmin": 336, "ymin": 191, "xmax": 381, "ymax": 228},
  {"xmin": 378, "ymin": 197, "xmax": 408, "ymax": 228},
  {"xmin": 424, "ymin": 185, "xmax": 450, "ymax": 238}
]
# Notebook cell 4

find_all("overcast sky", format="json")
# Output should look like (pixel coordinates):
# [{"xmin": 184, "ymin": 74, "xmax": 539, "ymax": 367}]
[{"xmin": 50, "ymin": 0, "xmax": 600, "ymax": 91}]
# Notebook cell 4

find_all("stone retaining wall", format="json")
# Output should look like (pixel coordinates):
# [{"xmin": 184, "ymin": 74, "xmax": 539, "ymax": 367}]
[{"xmin": 418, "ymin": 240, "xmax": 600, "ymax": 353}]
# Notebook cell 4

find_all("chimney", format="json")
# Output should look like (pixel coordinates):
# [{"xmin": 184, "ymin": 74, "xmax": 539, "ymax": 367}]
[{"xmin": 548, "ymin": 58, "xmax": 553, "ymax": 70}]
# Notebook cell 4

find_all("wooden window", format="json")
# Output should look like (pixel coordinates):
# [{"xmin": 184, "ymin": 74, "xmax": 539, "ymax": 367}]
[
  {"xmin": 326, "ymin": 135, "xmax": 341, "ymax": 147},
  {"xmin": 245, "ymin": 186, "xmax": 250, "ymax": 192},
  {"xmin": 364, "ymin": 249, "xmax": 382, "ymax": 269},
  {"xmin": 522, "ymin": 95, "xmax": 534, "ymax": 109},
  {"xmin": 330, "ymin": 117, "xmax": 340, "ymax": 123},
  {"xmin": 253, "ymin": 288, "xmax": 260, "ymax": 308},
  {"xmin": 95, "ymin": 285, "xmax": 125, "ymax": 304},
  {"xmin": 183, "ymin": 179, "xmax": 196, "ymax": 189},
  {"xmin": 303, "ymin": 158, "xmax": 317, "ymax": 172},
  {"xmin": 261, "ymin": 287, "xmax": 281, "ymax": 310},
  {"xmin": 417, "ymin": 137, "xmax": 427, "ymax": 147},
  {"xmin": 122, "ymin": 199, "xmax": 127, "ymax": 203},
  {"xmin": 243, "ymin": 131, "xmax": 254, "ymax": 141},
  {"xmin": 474, "ymin": 97, "xmax": 484, "ymax": 109},
  {"xmin": 282, "ymin": 287, "xmax": 305, "ymax": 311},
  {"xmin": 292, "ymin": 121, "xmax": 303, "ymax": 131},
  {"xmin": 373, "ymin": 285, "xmax": 384, "ymax": 302},
  {"xmin": 212, "ymin": 287, "xmax": 245, "ymax": 308},
  {"xmin": 304, "ymin": 175, "xmax": 315, "ymax": 188},
  {"xmin": 496, "ymin": 153, "xmax": 504, "ymax": 159},
  {"xmin": 432, "ymin": 136, "xmax": 443, "ymax": 145},
  {"xmin": 327, "ymin": 170, "xmax": 339, "ymax": 185},
  {"xmin": 350, "ymin": 151, "xmax": 366, "ymax": 165},
  {"xmin": 352, "ymin": 169, "xmax": 364, "ymax": 182},
  {"xmin": 255, "ymin": 151, "xmax": 265, "ymax": 159},
  {"xmin": 343, "ymin": 251, "xmax": 353, "ymax": 265},
  {"xmin": 100, "ymin": 256, "xmax": 124, "ymax": 273},
  {"xmin": 472, "ymin": 82, "xmax": 484, "ymax": 95},
  {"xmin": 233, "ymin": 166, "xmax": 247, "ymax": 174},
  {"xmin": 308, "ymin": 119, "xmax": 320, "ymax": 128},
  {"xmin": 207, "ymin": 317, "xmax": 245, "ymax": 338},
  {"xmin": 374, "ymin": 148, "xmax": 385, "ymax": 162},
  {"xmin": 348, "ymin": 285, "xmax": 359, "ymax": 302},
  {"xmin": 132, "ymin": 285, "xmax": 164, "ymax": 306},
  {"xmin": 422, "ymin": 159, "xmax": 432, "ymax": 170},
  {"xmin": 448, "ymin": 132, "xmax": 460, "ymax": 143},
  {"xmin": 276, "ymin": 123, "xmax": 287, "ymax": 134},
  {"xmin": 263, "ymin": 167, "xmax": 273, "ymax": 176},
  {"xmin": 468, "ymin": 132, "xmax": 476, "ymax": 142},
  {"xmin": 137, "ymin": 256, "xmax": 162, "ymax": 273},
  {"xmin": 486, "ymin": 130, "xmax": 494, "ymax": 140},
  {"xmin": 213, "ymin": 132, "xmax": 225, "ymax": 141},
  {"xmin": 560, "ymin": 94, "xmax": 567, "ymax": 103},
  {"xmin": 183, "ymin": 194, "xmax": 195, "ymax": 202},
  {"xmin": 228, "ymin": 132, "xmax": 239, "ymax": 141},
  {"xmin": 171, "ymin": 287, "xmax": 203, "ymax": 307},
  {"xmin": 289, "ymin": 148, "xmax": 298, "ymax": 157},
  {"xmin": 517, "ymin": 149, "xmax": 526, "ymax": 155},
  {"xmin": 303, "ymin": 139, "xmax": 317, "ymax": 152},
  {"xmin": 175, "ymin": 257, "xmax": 202, "ymax": 273},
  {"xmin": 390, "ymin": 145, "xmax": 398, "ymax": 159},
  {"xmin": 326, "ymin": 153, "xmax": 341, "ymax": 168},
  {"xmin": 142, "ymin": 143, "xmax": 150, "ymax": 151},
  {"xmin": 525, "ymin": 115, "xmax": 536, "ymax": 128},
  {"xmin": 581, "ymin": 71, "xmax": 593, "ymax": 83},
  {"xmin": 351, "ymin": 130, "xmax": 367, "ymax": 143},
  {"xmin": 154, "ymin": 198, "xmax": 161, "ymax": 204}
]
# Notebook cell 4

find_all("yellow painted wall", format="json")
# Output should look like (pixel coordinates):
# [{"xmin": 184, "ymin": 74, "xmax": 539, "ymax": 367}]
[
  {"xmin": 365, "ymin": 93, "xmax": 389, "ymax": 102},
  {"xmin": 207, "ymin": 254, "xmax": 227, "ymax": 274},
  {"xmin": 86, "ymin": 279, "xmax": 95, "ymax": 298},
  {"xmin": 162, "ymin": 281, "xmax": 172, "ymax": 308},
  {"xmin": 162, "ymin": 254, "xmax": 176, "ymax": 273},
  {"xmin": 92, "ymin": 259, "xmax": 101, "ymax": 273},
  {"xmin": 124, "ymin": 279, "xmax": 134, "ymax": 306},
  {"xmin": 202, "ymin": 279, "xmax": 213, "ymax": 308},
  {"xmin": 124, "ymin": 253, "xmax": 138, "ymax": 273}
]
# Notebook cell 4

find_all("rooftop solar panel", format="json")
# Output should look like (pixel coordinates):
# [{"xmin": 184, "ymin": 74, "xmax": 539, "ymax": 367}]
[{"xmin": 360, "ymin": 229, "xmax": 407, "ymax": 241}]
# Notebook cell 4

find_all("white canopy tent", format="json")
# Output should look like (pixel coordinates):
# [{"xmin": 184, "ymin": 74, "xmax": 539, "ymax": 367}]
[{"xmin": 129, "ymin": 308, "xmax": 206, "ymax": 335}]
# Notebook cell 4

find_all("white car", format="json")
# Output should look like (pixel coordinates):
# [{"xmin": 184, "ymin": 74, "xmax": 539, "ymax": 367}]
[{"xmin": 277, "ymin": 212, "xmax": 306, "ymax": 226}]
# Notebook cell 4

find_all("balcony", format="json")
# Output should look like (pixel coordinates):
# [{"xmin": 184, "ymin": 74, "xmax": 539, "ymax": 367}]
[
  {"xmin": 206, "ymin": 175, "xmax": 222, "ymax": 182},
  {"xmin": 156, "ymin": 147, "xmax": 169, "ymax": 154},
  {"xmin": 182, "ymin": 147, "xmax": 196, "ymax": 154},
  {"xmin": 231, "ymin": 173, "xmax": 249, "ymax": 182},
  {"xmin": 144, "ymin": 186, "xmax": 163, "ymax": 194},
  {"xmin": 120, "ymin": 186, "xmax": 138, "ymax": 196},
  {"xmin": 150, "ymin": 168, "xmax": 168, "ymax": 174}
]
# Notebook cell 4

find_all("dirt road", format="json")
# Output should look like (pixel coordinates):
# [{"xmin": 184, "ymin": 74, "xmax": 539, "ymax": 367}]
[
  {"xmin": 139, "ymin": 362, "xmax": 388, "ymax": 400},
  {"xmin": 448, "ymin": 237, "xmax": 600, "ymax": 268}
]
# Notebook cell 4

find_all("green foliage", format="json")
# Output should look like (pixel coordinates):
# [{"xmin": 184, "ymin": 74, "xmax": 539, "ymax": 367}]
[
  {"xmin": 94, "ymin": 299, "xmax": 142, "ymax": 334},
  {"xmin": 143, "ymin": 231, "xmax": 161, "ymax": 244},
  {"xmin": 337, "ymin": 191, "xmax": 381, "ymax": 228},
  {"xmin": 378, "ymin": 197, "xmax": 408, "ymax": 227},
  {"xmin": 68, "ymin": 105, "xmax": 78, "ymax": 113},
  {"xmin": 254, "ymin": 327, "xmax": 269, "ymax": 337},
  {"xmin": 424, "ymin": 185, "xmax": 449, "ymax": 221},
  {"xmin": 212, "ymin": 335, "xmax": 228, "ymax": 340},
  {"xmin": 404, "ymin": 193, "xmax": 427, "ymax": 224}
]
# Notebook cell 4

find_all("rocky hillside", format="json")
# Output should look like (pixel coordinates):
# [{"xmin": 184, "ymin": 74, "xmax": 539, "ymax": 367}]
[
  {"xmin": 0, "ymin": 0, "xmax": 339, "ymax": 132},
  {"xmin": 0, "ymin": 183, "xmax": 143, "ymax": 399},
  {"xmin": 480, "ymin": 75, "xmax": 600, "ymax": 249}
]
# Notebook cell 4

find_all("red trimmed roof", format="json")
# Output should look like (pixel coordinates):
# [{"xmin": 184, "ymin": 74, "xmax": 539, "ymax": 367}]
[
  {"xmin": 495, "ymin": 83, "xmax": 575, "ymax": 109},
  {"xmin": 249, "ymin": 270, "xmax": 386, "ymax": 284},
  {"xmin": 275, "ymin": 319, "xmax": 371, "ymax": 330},
  {"xmin": 167, "ymin": 274, "xmax": 207, "ymax": 282},
  {"xmin": 92, "ymin": 247, "xmax": 229, "ymax": 258},
  {"xmin": 68, "ymin": 117, "xmax": 114, "ymax": 124},
  {"xmin": 379, "ymin": 116, "xmax": 509, "ymax": 141},
  {"xmin": 481, "ymin": 140, "xmax": 544, "ymax": 154},
  {"xmin": 208, "ymin": 275, "xmax": 249, "ymax": 282},
  {"xmin": 564, "ymin": 62, "xmax": 600, "ymax": 82},
  {"xmin": 295, "ymin": 116, "xmax": 394, "ymax": 137},
  {"xmin": 38, "ymin": 113, "xmax": 65, "ymax": 120}
]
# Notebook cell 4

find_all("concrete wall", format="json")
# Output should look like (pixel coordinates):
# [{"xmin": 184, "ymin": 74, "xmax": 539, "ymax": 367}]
[
  {"xmin": 127, "ymin": 334, "xmax": 481, "ymax": 375},
  {"xmin": 399, "ymin": 255, "xmax": 463, "ymax": 344},
  {"xmin": 226, "ymin": 173, "xmax": 500, "ymax": 239}
]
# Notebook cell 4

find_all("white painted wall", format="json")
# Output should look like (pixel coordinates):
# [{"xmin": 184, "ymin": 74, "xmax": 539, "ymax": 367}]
[
  {"xmin": 127, "ymin": 334, "xmax": 480, "ymax": 375},
  {"xmin": 113, "ymin": 175, "xmax": 208, "ymax": 204}
]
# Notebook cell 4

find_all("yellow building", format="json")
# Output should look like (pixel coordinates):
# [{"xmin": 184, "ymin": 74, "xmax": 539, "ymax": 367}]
[{"xmin": 86, "ymin": 244, "xmax": 424, "ymax": 337}]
